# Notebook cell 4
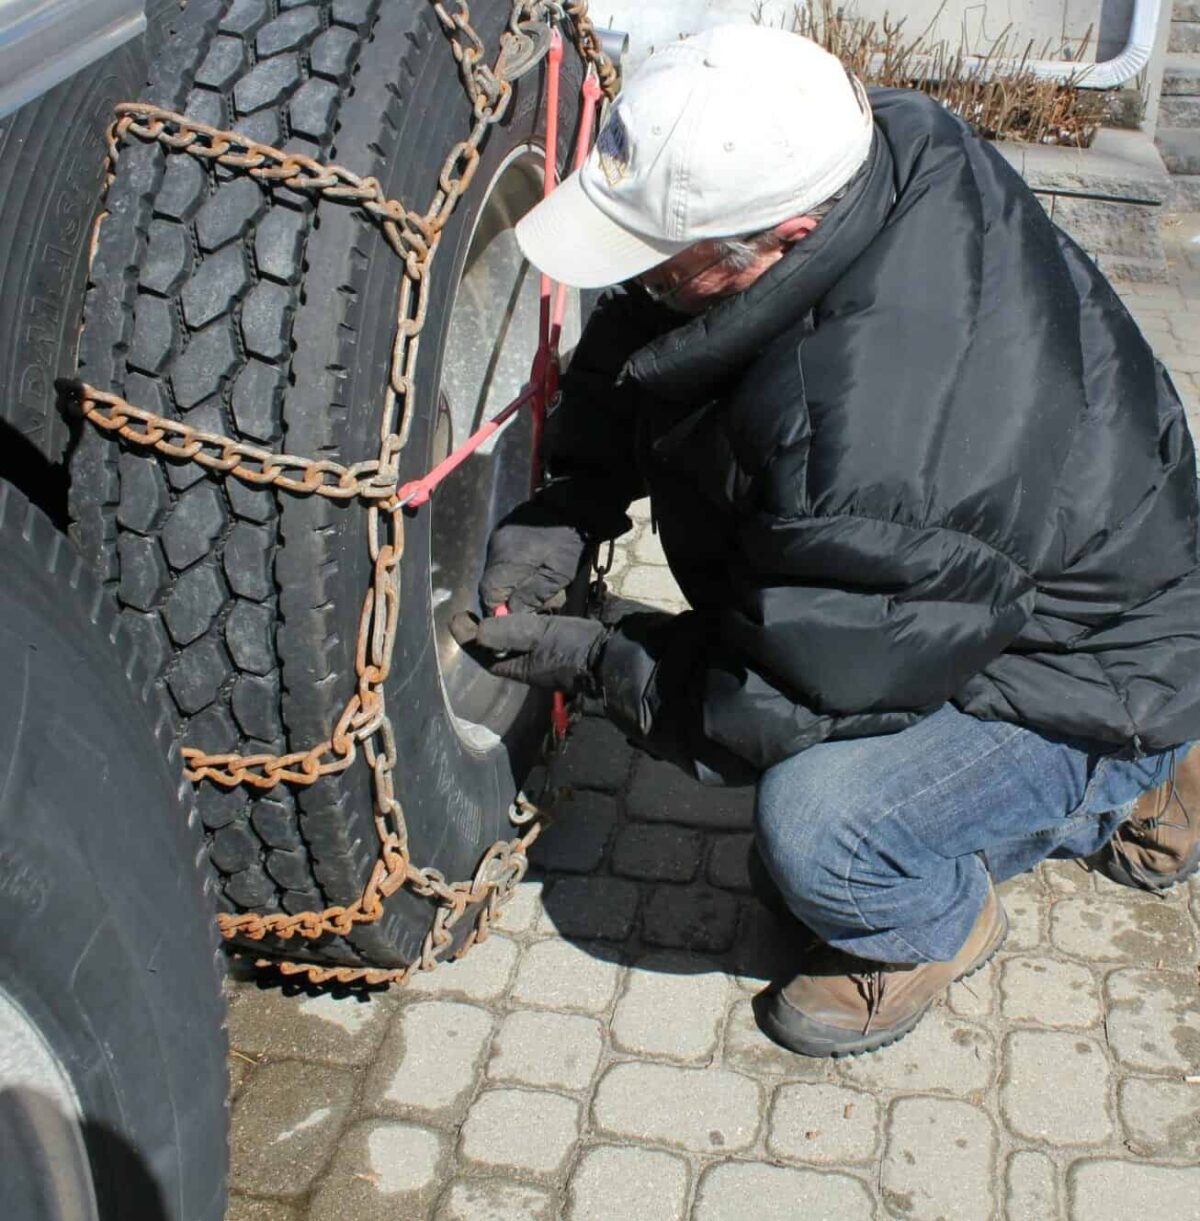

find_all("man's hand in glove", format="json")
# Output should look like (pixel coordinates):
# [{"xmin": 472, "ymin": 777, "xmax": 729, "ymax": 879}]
[
  {"xmin": 480, "ymin": 499, "xmax": 588, "ymax": 613},
  {"xmin": 451, "ymin": 611, "xmax": 608, "ymax": 697}
]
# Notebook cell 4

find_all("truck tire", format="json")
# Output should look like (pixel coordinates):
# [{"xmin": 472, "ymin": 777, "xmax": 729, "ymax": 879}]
[
  {"xmin": 0, "ymin": 481, "xmax": 227, "ymax": 1221},
  {"xmin": 0, "ymin": 0, "xmax": 191, "ymax": 522},
  {"xmin": 70, "ymin": 0, "xmax": 590, "ymax": 969}
]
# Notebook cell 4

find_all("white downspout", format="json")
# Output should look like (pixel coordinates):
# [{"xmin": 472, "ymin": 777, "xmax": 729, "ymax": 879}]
[{"xmin": 908, "ymin": 0, "xmax": 1161, "ymax": 89}]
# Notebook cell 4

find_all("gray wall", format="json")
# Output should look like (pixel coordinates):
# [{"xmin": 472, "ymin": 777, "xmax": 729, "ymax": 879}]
[
  {"xmin": 816, "ymin": 1, "xmax": 1104, "ymax": 58},
  {"xmin": 600, "ymin": 0, "xmax": 1140, "ymax": 73}
]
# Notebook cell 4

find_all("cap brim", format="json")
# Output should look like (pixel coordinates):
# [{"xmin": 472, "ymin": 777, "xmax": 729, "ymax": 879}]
[{"xmin": 515, "ymin": 170, "xmax": 687, "ymax": 289}]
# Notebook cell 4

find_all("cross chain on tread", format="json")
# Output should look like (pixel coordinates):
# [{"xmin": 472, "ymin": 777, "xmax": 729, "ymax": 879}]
[{"xmin": 77, "ymin": 0, "xmax": 616, "ymax": 986}]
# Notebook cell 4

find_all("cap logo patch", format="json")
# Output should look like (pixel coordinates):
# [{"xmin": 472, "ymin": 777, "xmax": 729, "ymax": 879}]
[{"xmin": 597, "ymin": 112, "xmax": 631, "ymax": 186}]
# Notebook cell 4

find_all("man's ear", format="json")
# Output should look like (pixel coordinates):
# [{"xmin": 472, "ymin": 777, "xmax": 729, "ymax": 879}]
[{"xmin": 772, "ymin": 214, "xmax": 820, "ymax": 245}]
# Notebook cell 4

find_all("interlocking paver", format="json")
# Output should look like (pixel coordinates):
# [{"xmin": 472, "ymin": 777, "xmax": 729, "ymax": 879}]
[
  {"xmin": 881, "ymin": 1097, "xmax": 996, "ymax": 1221},
  {"xmin": 706, "ymin": 833, "xmax": 755, "ymax": 892},
  {"xmin": 592, "ymin": 1062, "xmax": 761, "ymax": 1153},
  {"xmin": 1105, "ymin": 968, "xmax": 1200, "ymax": 1073},
  {"xmin": 627, "ymin": 755, "xmax": 756, "ymax": 830},
  {"xmin": 227, "ymin": 986, "xmax": 393, "ymax": 1065},
  {"xmin": 549, "ymin": 715, "xmax": 635, "ymax": 791},
  {"xmin": 229, "ymin": 1061, "xmax": 356, "ymax": 1196},
  {"xmin": 510, "ymin": 938, "xmax": 623, "ymax": 1014},
  {"xmin": 1118, "ymin": 1077, "xmax": 1200, "ymax": 1158},
  {"xmin": 1000, "ymin": 1030, "xmax": 1112, "ymax": 1144},
  {"xmin": 1041, "ymin": 858, "xmax": 1095, "ymax": 894},
  {"xmin": 767, "ymin": 1082, "xmax": 879, "ymax": 1164},
  {"xmin": 530, "ymin": 789, "xmax": 619, "ymax": 873},
  {"xmin": 1067, "ymin": 1160, "xmax": 1200, "ymax": 1221},
  {"xmin": 363, "ymin": 1000, "xmax": 493, "ymax": 1120},
  {"xmin": 996, "ymin": 872, "xmax": 1045, "ymax": 949},
  {"xmin": 228, "ymin": 1053, "xmax": 254, "ymax": 1098},
  {"xmin": 434, "ymin": 1179, "xmax": 556, "ymax": 1220},
  {"xmin": 611, "ymin": 951, "xmax": 728, "ymax": 1061},
  {"xmin": 633, "ymin": 527, "xmax": 669, "ymax": 565},
  {"xmin": 458, "ymin": 1088, "xmax": 581, "ymax": 1178},
  {"xmin": 838, "ymin": 1010, "xmax": 995, "ymax": 1095},
  {"xmin": 611, "ymin": 822, "xmax": 705, "ymax": 882},
  {"xmin": 487, "ymin": 1009, "xmax": 603, "ymax": 1090},
  {"xmin": 620, "ymin": 564, "xmax": 688, "ymax": 606},
  {"xmin": 492, "ymin": 878, "xmax": 544, "ymax": 933},
  {"xmin": 692, "ymin": 1161, "xmax": 874, "ymax": 1220},
  {"xmin": 1049, "ymin": 895, "xmax": 1194, "ymax": 964},
  {"xmin": 1005, "ymin": 1150, "xmax": 1059, "ymax": 1221},
  {"xmin": 602, "ymin": 542, "xmax": 629, "ymax": 581},
  {"xmin": 407, "ymin": 934, "xmax": 518, "ymax": 1001},
  {"xmin": 307, "ymin": 1120, "xmax": 447, "ymax": 1221},
  {"xmin": 226, "ymin": 1198, "xmax": 301, "ymax": 1221},
  {"xmin": 727, "ymin": 902, "xmax": 813, "ymax": 986},
  {"xmin": 567, "ymin": 1145, "xmax": 689, "ymax": 1221},
  {"xmin": 642, "ymin": 883, "xmax": 740, "ymax": 952},
  {"xmin": 540, "ymin": 875, "xmax": 641, "ymax": 940},
  {"xmin": 721, "ymin": 995, "xmax": 829, "ymax": 1080},
  {"xmin": 999, "ymin": 955, "xmax": 1101, "ymax": 1027},
  {"xmin": 947, "ymin": 956, "xmax": 997, "ymax": 1019}
]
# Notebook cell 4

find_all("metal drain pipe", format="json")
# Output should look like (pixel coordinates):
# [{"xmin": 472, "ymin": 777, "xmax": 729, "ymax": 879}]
[{"xmin": 911, "ymin": 0, "xmax": 1162, "ymax": 89}]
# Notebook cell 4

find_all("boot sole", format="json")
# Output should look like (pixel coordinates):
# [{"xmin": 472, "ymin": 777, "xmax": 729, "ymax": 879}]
[
  {"xmin": 759, "ymin": 909, "xmax": 1009, "ymax": 1059},
  {"xmin": 1099, "ymin": 842, "xmax": 1200, "ymax": 893}
]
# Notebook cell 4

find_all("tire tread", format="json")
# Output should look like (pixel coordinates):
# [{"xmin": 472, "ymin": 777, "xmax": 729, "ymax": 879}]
[{"xmin": 73, "ymin": 0, "xmax": 370, "ymax": 929}]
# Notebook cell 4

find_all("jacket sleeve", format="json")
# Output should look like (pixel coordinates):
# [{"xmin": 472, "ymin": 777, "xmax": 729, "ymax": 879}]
[
  {"xmin": 536, "ymin": 288, "xmax": 666, "ymax": 540},
  {"xmin": 597, "ymin": 512, "xmax": 1037, "ymax": 783}
]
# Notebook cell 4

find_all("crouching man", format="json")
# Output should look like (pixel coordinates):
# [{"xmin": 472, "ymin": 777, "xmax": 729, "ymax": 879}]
[{"xmin": 454, "ymin": 26, "xmax": 1200, "ymax": 1057}]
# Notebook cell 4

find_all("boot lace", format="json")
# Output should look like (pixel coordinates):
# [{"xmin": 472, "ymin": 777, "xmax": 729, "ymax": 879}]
[
  {"xmin": 852, "ymin": 969, "xmax": 887, "ymax": 1037},
  {"xmin": 1110, "ymin": 753, "xmax": 1194, "ymax": 893}
]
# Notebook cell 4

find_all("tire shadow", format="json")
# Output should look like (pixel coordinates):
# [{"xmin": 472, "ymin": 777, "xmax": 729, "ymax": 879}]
[
  {"xmin": 531, "ymin": 751, "xmax": 817, "ymax": 988},
  {"xmin": 0, "ymin": 1085, "xmax": 178, "ymax": 1221},
  {"xmin": 0, "ymin": 417, "xmax": 75, "ymax": 530}
]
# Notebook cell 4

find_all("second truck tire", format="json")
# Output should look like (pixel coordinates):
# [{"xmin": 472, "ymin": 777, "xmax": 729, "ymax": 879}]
[
  {"xmin": 0, "ymin": 0, "xmax": 185, "ymax": 520},
  {"xmin": 0, "ymin": 480, "xmax": 227, "ymax": 1221},
  {"xmin": 70, "ymin": 0, "xmax": 590, "ymax": 969}
]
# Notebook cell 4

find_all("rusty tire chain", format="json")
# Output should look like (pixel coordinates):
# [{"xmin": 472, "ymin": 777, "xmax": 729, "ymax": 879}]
[{"xmin": 73, "ymin": 0, "xmax": 617, "ymax": 987}]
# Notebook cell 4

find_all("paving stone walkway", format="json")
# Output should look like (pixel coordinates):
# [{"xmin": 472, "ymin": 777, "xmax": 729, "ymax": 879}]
[{"xmin": 224, "ymin": 218, "xmax": 1200, "ymax": 1221}]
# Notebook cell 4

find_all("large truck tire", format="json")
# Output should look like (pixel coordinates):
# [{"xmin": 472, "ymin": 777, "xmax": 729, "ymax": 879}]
[
  {"xmin": 70, "ymin": 0, "xmax": 590, "ymax": 969},
  {"xmin": 0, "ymin": 0, "xmax": 191, "ymax": 521},
  {"xmin": 0, "ymin": 481, "xmax": 227, "ymax": 1221}
]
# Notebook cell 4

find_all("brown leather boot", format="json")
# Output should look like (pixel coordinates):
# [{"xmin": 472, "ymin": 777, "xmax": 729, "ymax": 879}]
[
  {"xmin": 760, "ymin": 879, "xmax": 1007, "ymax": 1058},
  {"xmin": 1100, "ymin": 748, "xmax": 1200, "ymax": 893}
]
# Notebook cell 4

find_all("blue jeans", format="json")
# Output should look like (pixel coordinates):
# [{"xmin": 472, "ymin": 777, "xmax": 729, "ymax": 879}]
[{"xmin": 755, "ymin": 704, "xmax": 1192, "ymax": 964}]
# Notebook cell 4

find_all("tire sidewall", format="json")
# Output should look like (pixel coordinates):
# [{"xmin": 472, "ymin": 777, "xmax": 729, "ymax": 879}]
[{"xmin": 0, "ymin": 488, "xmax": 227, "ymax": 1221}]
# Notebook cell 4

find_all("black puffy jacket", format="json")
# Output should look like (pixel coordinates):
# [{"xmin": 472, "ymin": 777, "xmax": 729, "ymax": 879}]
[{"xmin": 540, "ymin": 88, "xmax": 1200, "ymax": 784}]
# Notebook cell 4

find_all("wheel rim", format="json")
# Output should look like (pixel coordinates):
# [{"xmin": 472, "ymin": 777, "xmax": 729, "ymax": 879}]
[
  {"xmin": 0, "ymin": 986, "xmax": 98, "ymax": 1221},
  {"xmin": 430, "ymin": 145, "xmax": 582, "ymax": 745}
]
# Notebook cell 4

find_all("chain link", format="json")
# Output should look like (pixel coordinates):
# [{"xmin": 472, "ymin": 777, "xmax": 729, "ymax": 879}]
[
  {"xmin": 67, "ymin": 383, "xmax": 402, "ymax": 501},
  {"xmin": 78, "ymin": 0, "xmax": 617, "ymax": 986}
]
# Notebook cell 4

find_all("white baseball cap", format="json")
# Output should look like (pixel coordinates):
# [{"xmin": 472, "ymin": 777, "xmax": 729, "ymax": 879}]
[{"xmin": 515, "ymin": 25, "xmax": 874, "ymax": 289}]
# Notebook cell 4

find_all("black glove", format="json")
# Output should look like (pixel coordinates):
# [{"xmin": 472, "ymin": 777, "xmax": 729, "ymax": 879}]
[
  {"xmin": 480, "ymin": 499, "xmax": 588, "ymax": 613},
  {"xmin": 451, "ymin": 611, "xmax": 609, "ymax": 696}
]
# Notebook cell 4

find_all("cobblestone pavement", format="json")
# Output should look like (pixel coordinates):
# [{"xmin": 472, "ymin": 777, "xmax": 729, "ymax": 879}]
[{"xmin": 224, "ymin": 218, "xmax": 1200, "ymax": 1221}]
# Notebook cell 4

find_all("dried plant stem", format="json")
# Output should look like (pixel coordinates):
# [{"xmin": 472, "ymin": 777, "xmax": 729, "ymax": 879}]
[{"xmin": 790, "ymin": 0, "xmax": 1119, "ymax": 147}]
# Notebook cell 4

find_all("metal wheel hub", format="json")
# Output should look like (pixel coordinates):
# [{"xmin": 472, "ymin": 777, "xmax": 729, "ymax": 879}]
[
  {"xmin": 0, "ymin": 986, "xmax": 97, "ymax": 1221},
  {"xmin": 430, "ymin": 146, "xmax": 581, "ymax": 744}
]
